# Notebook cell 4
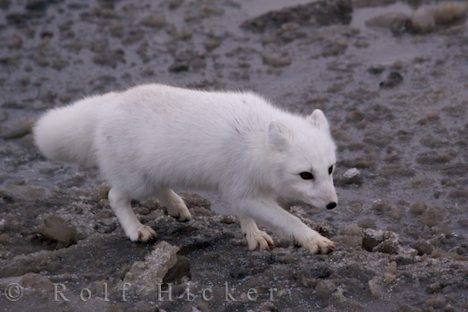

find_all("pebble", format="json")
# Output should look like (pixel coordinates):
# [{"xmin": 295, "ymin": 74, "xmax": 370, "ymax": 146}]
[
  {"xmin": 141, "ymin": 15, "xmax": 166, "ymax": 28},
  {"xmin": 367, "ymin": 64, "xmax": 385, "ymax": 75},
  {"xmin": 342, "ymin": 168, "xmax": 362, "ymax": 185},
  {"xmin": 38, "ymin": 215, "xmax": 77, "ymax": 245},
  {"xmin": 315, "ymin": 280, "xmax": 336, "ymax": 302},
  {"xmin": 2, "ymin": 119, "xmax": 34, "ymax": 140},
  {"xmin": 379, "ymin": 71, "xmax": 403, "ymax": 88},
  {"xmin": 162, "ymin": 256, "xmax": 191, "ymax": 284},
  {"xmin": 362, "ymin": 228, "xmax": 385, "ymax": 251},
  {"xmin": 262, "ymin": 52, "xmax": 291, "ymax": 67},
  {"xmin": 368, "ymin": 277, "xmax": 383, "ymax": 297},
  {"xmin": 411, "ymin": 240, "xmax": 434, "ymax": 256},
  {"xmin": 120, "ymin": 241, "xmax": 179, "ymax": 298}
]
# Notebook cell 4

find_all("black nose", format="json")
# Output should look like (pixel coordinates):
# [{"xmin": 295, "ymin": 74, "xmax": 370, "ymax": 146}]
[{"xmin": 326, "ymin": 202, "xmax": 337, "ymax": 210}]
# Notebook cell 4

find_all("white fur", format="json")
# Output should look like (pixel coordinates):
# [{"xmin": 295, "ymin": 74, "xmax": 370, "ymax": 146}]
[{"xmin": 34, "ymin": 84, "xmax": 338, "ymax": 253}]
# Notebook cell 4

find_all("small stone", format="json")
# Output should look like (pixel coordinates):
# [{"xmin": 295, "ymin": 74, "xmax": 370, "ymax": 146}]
[
  {"xmin": 343, "ymin": 168, "xmax": 362, "ymax": 184},
  {"xmin": 315, "ymin": 280, "xmax": 336, "ymax": 302},
  {"xmin": 20, "ymin": 273, "xmax": 54, "ymax": 293},
  {"xmin": 141, "ymin": 15, "xmax": 166, "ymax": 28},
  {"xmin": 168, "ymin": 61, "xmax": 189, "ymax": 73},
  {"xmin": 220, "ymin": 215, "xmax": 237, "ymax": 224},
  {"xmin": 162, "ymin": 256, "xmax": 191, "ymax": 284},
  {"xmin": 362, "ymin": 228, "xmax": 385, "ymax": 251},
  {"xmin": 411, "ymin": 240, "xmax": 433, "ymax": 256},
  {"xmin": 373, "ymin": 237, "xmax": 399, "ymax": 254},
  {"xmin": 425, "ymin": 295, "xmax": 446, "ymax": 309},
  {"xmin": 409, "ymin": 202, "xmax": 427, "ymax": 215},
  {"xmin": 379, "ymin": 71, "xmax": 403, "ymax": 88},
  {"xmin": 204, "ymin": 38, "xmax": 221, "ymax": 51},
  {"xmin": 367, "ymin": 64, "xmax": 385, "ymax": 75},
  {"xmin": 97, "ymin": 183, "xmax": 110, "ymax": 200},
  {"xmin": 431, "ymin": 2, "xmax": 468, "ymax": 26},
  {"xmin": 384, "ymin": 261, "xmax": 397, "ymax": 283},
  {"xmin": 121, "ymin": 241, "xmax": 179, "ymax": 298},
  {"xmin": 365, "ymin": 12, "xmax": 411, "ymax": 34},
  {"xmin": 0, "ymin": 233, "xmax": 11, "ymax": 244},
  {"xmin": 426, "ymin": 282, "xmax": 443, "ymax": 294},
  {"xmin": 410, "ymin": 7, "xmax": 435, "ymax": 33},
  {"xmin": 262, "ymin": 52, "xmax": 291, "ymax": 67},
  {"xmin": 2, "ymin": 119, "xmax": 34, "ymax": 140},
  {"xmin": 368, "ymin": 277, "xmax": 383, "ymax": 297},
  {"xmin": 38, "ymin": 215, "xmax": 77, "ymax": 245}
]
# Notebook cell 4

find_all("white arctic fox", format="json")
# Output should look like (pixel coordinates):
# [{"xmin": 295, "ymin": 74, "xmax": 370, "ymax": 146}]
[{"xmin": 34, "ymin": 84, "xmax": 338, "ymax": 254}]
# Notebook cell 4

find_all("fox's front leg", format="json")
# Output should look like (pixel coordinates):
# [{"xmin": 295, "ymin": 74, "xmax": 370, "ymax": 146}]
[
  {"xmin": 239, "ymin": 198, "xmax": 335, "ymax": 254},
  {"xmin": 108, "ymin": 188, "xmax": 156, "ymax": 242},
  {"xmin": 239, "ymin": 217, "xmax": 274, "ymax": 250}
]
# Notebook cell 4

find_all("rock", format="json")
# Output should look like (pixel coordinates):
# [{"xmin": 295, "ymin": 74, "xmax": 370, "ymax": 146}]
[
  {"xmin": 409, "ymin": 202, "xmax": 427, "ymax": 215},
  {"xmin": 204, "ymin": 37, "xmax": 221, "ymax": 51},
  {"xmin": 379, "ymin": 71, "xmax": 403, "ymax": 88},
  {"xmin": 94, "ymin": 219, "xmax": 117, "ymax": 234},
  {"xmin": 315, "ymin": 280, "xmax": 336, "ymax": 302},
  {"xmin": 370, "ymin": 199, "xmax": 386, "ymax": 215},
  {"xmin": 220, "ymin": 215, "xmax": 237, "ymax": 224},
  {"xmin": 141, "ymin": 15, "xmax": 166, "ymax": 28},
  {"xmin": 425, "ymin": 295, "xmax": 446, "ymax": 309},
  {"xmin": 362, "ymin": 228, "xmax": 385, "ymax": 251},
  {"xmin": 384, "ymin": 261, "xmax": 397, "ymax": 283},
  {"xmin": 2, "ymin": 119, "xmax": 34, "ymax": 140},
  {"xmin": 342, "ymin": 168, "xmax": 362, "ymax": 184},
  {"xmin": 430, "ymin": 2, "xmax": 467, "ymax": 26},
  {"xmin": 97, "ymin": 183, "xmax": 110, "ymax": 200},
  {"xmin": 25, "ymin": 0, "xmax": 49, "ymax": 11},
  {"xmin": 365, "ymin": 12, "xmax": 411, "ymax": 34},
  {"xmin": 367, "ymin": 64, "xmax": 385, "ymax": 75},
  {"xmin": 334, "ymin": 235, "xmax": 362, "ymax": 249},
  {"xmin": 426, "ymin": 282, "xmax": 443, "ymax": 294},
  {"xmin": 162, "ymin": 256, "xmax": 191, "ymax": 284},
  {"xmin": 374, "ymin": 238, "xmax": 399, "ymax": 254},
  {"xmin": 262, "ymin": 51, "xmax": 291, "ymax": 67},
  {"xmin": 38, "ymin": 215, "xmax": 77, "ymax": 245},
  {"xmin": 410, "ymin": 2, "xmax": 467, "ymax": 33},
  {"xmin": 168, "ymin": 61, "xmax": 189, "ymax": 73},
  {"xmin": 20, "ymin": 272, "xmax": 54, "ymax": 293},
  {"xmin": 410, "ymin": 7, "xmax": 435, "ymax": 33},
  {"xmin": 121, "ymin": 241, "xmax": 179, "ymax": 298},
  {"xmin": 241, "ymin": 0, "xmax": 353, "ymax": 33},
  {"xmin": 372, "ymin": 231, "xmax": 400, "ymax": 254},
  {"xmin": 368, "ymin": 277, "xmax": 383, "ymax": 298},
  {"xmin": 411, "ymin": 240, "xmax": 433, "ymax": 256}
]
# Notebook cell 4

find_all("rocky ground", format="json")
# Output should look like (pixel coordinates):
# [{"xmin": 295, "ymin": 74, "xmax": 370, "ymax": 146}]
[{"xmin": 0, "ymin": 0, "xmax": 467, "ymax": 311}]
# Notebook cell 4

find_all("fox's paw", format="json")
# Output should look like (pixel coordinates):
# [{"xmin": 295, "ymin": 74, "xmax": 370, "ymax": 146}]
[
  {"xmin": 245, "ymin": 230, "xmax": 274, "ymax": 251},
  {"xmin": 167, "ymin": 205, "xmax": 192, "ymax": 222},
  {"xmin": 128, "ymin": 225, "xmax": 157, "ymax": 242},
  {"xmin": 301, "ymin": 235, "xmax": 335, "ymax": 254}
]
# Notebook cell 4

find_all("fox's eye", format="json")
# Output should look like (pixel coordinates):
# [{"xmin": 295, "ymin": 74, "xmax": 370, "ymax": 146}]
[
  {"xmin": 299, "ymin": 172, "xmax": 314, "ymax": 180},
  {"xmin": 328, "ymin": 165, "xmax": 334, "ymax": 175}
]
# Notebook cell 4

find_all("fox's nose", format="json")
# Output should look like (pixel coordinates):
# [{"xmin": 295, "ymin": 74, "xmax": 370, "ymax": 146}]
[{"xmin": 326, "ymin": 202, "xmax": 337, "ymax": 210}]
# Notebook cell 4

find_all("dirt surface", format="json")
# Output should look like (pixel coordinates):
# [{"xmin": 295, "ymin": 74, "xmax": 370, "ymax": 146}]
[{"xmin": 1, "ymin": 0, "xmax": 467, "ymax": 311}]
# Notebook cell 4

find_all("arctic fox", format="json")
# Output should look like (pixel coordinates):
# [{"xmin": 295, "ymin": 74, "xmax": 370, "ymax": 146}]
[{"xmin": 34, "ymin": 84, "xmax": 338, "ymax": 254}]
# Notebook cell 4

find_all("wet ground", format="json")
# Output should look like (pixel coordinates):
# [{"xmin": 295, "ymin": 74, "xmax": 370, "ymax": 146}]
[{"xmin": 0, "ymin": 0, "xmax": 467, "ymax": 311}]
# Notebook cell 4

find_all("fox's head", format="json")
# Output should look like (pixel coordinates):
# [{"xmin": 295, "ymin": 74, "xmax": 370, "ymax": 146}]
[{"xmin": 267, "ymin": 109, "xmax": 338, "ymax": 210}]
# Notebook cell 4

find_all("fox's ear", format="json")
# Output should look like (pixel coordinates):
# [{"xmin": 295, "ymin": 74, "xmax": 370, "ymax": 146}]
[
  {"xmin": 268, "ymin": 121, "xmax": 291, "ymax": 151},
  {"xmin": 307, "ymin": 109, "xmax": 330, "ymax": 133}
]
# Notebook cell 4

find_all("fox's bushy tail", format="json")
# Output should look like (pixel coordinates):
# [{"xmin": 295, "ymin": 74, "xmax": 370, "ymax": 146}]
[{"xmin": 34, "ymin": 96, "xmax": 102, "ymax": 167}]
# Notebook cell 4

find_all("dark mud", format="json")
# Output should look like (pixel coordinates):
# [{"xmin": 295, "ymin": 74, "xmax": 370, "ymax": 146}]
[{"xmin": 0, "ymin": 0, "xmax": 467, "ymax": 311}]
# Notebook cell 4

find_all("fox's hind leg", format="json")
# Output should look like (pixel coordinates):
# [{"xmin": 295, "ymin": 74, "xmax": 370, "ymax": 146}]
[
  {"xmin": 157, "ymin": 188, "xmax": 192, "ymax": 222},
  {"xmin": 240, "ymin": 217, "xmax": 274, "ymax": 250},
  {"xmin": 108, "ymin": 188, "xmax": 156, "ymax": 242}
]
